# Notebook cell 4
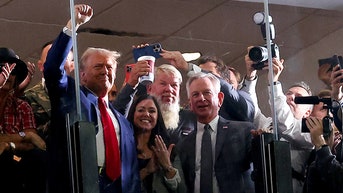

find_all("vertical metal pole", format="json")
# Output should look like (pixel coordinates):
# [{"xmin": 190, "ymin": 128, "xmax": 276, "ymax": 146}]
[
  {"xmin": 263, "ymin": 0, "xmax": 278, "ymax": 141},
  {"xmin": 66, "ymin": 114, "xmax": 77, "ymax": 193},
  {"xmin": 68, "ymin": 1, "xmax": 81, "ymax": 193},
  {"xmin": 69, "ymin": 0, "xmax": 82, "ymax": 121}
]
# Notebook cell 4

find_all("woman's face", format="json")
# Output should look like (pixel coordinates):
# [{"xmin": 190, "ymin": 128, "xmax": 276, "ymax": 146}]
[{"xmin": 134, "ymin": 99, "xmax": 158, "ymax": 131}]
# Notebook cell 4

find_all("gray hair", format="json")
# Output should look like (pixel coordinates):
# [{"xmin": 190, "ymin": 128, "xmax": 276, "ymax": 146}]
[
  {"xmin": 289, "ymin": 81, "xmax": 312, "ymax": 96},
  {"xmin": 186, "ymin": 72, "xmax": 220, "ymax": 98},
  {"xmin": 80, "ymin": 47, "xmax": 121, "ymax": 70},
  {"xmin": 155, "ymin": 64, "xmax": 182, "ymax": 85}
]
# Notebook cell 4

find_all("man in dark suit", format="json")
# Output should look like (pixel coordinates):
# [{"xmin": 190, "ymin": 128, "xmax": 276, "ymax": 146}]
[
  {"xmin": 179, "ymin": 72, "xmax": 255, "ymax": 193},
  {"xmin": 43, "ymin": 4, "xmax": 140, "ymax": 193}
]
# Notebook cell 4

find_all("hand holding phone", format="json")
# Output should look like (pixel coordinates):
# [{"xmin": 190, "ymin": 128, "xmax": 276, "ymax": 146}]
[
  {"xmin": 132, "ymin": 43, "xmax": 162, "ymax": 62},
  {"xmin": 332, "ymin": 55, "xmax": 343, "ymax": 82}
]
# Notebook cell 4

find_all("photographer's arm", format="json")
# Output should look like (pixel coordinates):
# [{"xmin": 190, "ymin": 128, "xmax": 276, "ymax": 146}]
[
  {"xmin": 269, "ymin": 57, "xmax": 285, "ymax": 83},
  {"xmin": 268, "ymin": 58, "xmax": 313, "ymax": 148},
  {"xmin": 315, "ymin": 145, "xmax": 343, "ymax": 187},
  {"xmin": 307, "ymin": 117, "xmax": 343, "ymax": 184},
  {"xmin": 241, "ymin": 47, "xmax": 273, "ymax": 129}
]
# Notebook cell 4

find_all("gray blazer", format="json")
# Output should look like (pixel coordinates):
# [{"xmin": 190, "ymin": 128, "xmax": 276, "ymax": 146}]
[
  {"xmin": 145, "ymin": 155, "xmax": 187, "ymax": 193},
  {"xmin": 178, "ymin": 117, "xmax": 254, "ymax": 193}
]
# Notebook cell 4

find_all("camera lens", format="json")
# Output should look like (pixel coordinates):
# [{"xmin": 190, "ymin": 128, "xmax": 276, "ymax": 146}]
[{"xmin": 249, "ymin": 46, "xmax": 268, "ymax": 62}]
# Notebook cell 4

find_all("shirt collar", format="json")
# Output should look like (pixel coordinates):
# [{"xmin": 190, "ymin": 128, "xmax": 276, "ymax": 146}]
[
  {"xmin": 98, "ymin": 96, "xmax": 109, "ymax": 107},
  {"xmin": 197, "ymin": 115, "xmax": 219, "ymax": 132}
]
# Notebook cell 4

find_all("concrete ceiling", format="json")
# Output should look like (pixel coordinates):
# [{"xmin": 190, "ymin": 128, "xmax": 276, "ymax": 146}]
[{"xmin": 1, "ymin": 0, "xmax": 343, "ymax": 110}]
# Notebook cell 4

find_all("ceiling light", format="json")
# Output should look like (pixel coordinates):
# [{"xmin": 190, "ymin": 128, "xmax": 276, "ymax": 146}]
[{"xmin": 182, "ymin": 52, "xmax": 201, "ymax": 62}]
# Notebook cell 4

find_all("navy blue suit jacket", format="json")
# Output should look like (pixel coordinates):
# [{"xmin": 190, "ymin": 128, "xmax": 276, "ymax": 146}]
[
  {"xmin": 178, "ymin": 117, "xmax": 254, "ymax": 193},
  {"xmin": 44, "ymin": 32, "xmax": 140, "ymax": 193}
]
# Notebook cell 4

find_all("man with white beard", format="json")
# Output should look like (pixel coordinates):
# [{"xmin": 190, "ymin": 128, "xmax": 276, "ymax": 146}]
[
  {"xmin": 114, "ymin": 63, "xmax": 196, "ymax": 144},
  {"xmin": 148, "ymin": 64, "xmax": 182, "ymax": 130},
  {"xmin": 147, "ymin": 64, "xmax": 197, "ymax": 144}
]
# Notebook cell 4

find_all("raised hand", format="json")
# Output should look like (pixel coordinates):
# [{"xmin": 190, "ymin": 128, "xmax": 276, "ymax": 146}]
[
  {"xmin": 330, "ymin": 64, "xmax": 343, "ymax": 101},
  {"xmin": 17, "ymin": 62, "xmax": 35, "ymax": 93},
  {"xmin": 126, "ymin": 61, "xmax": 152, "ymax": 87},
  {"xmin": 152, "ymin": 135, "xmax": 174, "ymax": 169},
  {"xmin": 160, "ymin": 49, "xmax": 188, "ymax": 71},
  {"xmin": 270, "ymin": 57, "xmax": 285, "ymax": 82},
  {"xmin": 66, "ymin": 4, "xmax": 93, "ymax": 30},
  {"xmin": 0, "ymin": 63, "xmax": 16, "ymax": 88}
]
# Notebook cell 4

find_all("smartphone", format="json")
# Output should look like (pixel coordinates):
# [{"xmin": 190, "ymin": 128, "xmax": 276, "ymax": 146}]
[
  {"xmin": 318, "ymin": 55, "xmax": 343, "ymax": 74},
  {"xmin": 332, "ymin": 55, "xmax": 343, "ymax": 82},
  {"xmin": 331, "ymin": 55, "xmax": 343, "ymax": 68},
  {"xmin": 125, "ymin": 64, "xmax": 135, "ymax": 83},
  {"xmin": 132, "ymin": 43, "xmax": 162, "ymax": 62},
  {"xmin": 301, "ymin": 118, "xmax": 309, "ymax": 133}
]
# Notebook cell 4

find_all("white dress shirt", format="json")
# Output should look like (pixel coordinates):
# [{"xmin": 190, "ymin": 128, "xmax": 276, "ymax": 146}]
[{"xmin": 194, "ymin": 115, "xmax": 219, "ymax": 193}]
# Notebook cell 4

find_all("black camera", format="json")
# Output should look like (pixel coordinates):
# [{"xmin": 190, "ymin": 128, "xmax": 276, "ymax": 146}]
[
  {"xmin": 295, "ymin": 96, "xmax": 333, "ymax": 138},
  {"xmin": 301, "ymin": 116, "xmax": 332, "ymax": 138},
  {"xmin": 249, "ymin": 43, "xmax": 280, "ymax": 70},
  {"xmin": 249, "ymin": 12, "xmax": 280, "ymax": 70}
]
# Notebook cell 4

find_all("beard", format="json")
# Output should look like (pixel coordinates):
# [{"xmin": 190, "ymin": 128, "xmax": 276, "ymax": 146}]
[{"xmin": 153, "ymin": 95, "xmax": 180, "ymax": 130}]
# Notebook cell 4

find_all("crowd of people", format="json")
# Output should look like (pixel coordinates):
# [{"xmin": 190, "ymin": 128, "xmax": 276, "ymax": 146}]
[{"xmin": 0, "ymin": 3, "xmax": 343, "ymax": 193}]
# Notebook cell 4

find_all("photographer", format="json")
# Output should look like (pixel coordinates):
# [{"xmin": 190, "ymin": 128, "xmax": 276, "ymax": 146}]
[
  {"xmin": 302, "ymin": 62, "xmax": 343, "ymax": 193},
  {"xmin": 241, "ymin": 46, "xmax": 314, "ymax": 193},
  {"xmin": 241, "ymin": 46, "xmax": 273, "ymax": 130},
  {"xmin": 304, "ymin": 116, "xmax": 343, "ymax": 193}
]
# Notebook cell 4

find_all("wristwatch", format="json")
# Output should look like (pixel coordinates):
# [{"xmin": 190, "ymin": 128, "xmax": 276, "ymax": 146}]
[{"xmin": 18, "ymin": 131, "xmax": 26, "ymax": 138}]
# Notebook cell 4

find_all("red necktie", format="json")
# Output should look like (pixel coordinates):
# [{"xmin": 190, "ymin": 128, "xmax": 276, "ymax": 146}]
[{"xmin": 98, "ymin": 98, "xmax": 121, "ymax": 181}]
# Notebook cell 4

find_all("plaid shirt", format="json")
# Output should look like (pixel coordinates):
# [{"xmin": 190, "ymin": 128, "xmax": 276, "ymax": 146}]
[{"xmin": 0, "ymin": 94, "xmax": 36, "ymax": 134}]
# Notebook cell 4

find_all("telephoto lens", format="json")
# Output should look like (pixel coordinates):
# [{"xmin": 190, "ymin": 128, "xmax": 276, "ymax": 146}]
[{"xmin": 248, "ymin": 46, "xmax": 268, "ymax": 62}]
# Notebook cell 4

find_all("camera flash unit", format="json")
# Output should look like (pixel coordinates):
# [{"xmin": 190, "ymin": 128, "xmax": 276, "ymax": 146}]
[{"xmin": 253, "ymin": 12, "xmax": 272, "ymax": 25}]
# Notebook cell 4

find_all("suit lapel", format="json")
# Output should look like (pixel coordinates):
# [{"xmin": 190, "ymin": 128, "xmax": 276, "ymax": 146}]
[
  {"xmin": 187, "ymin": 130, "xmax": 197, "ymax": 190},
  {"xmin": 180, "ymin": 126, "xmax": 197, "ymax": 187},
  {"xmin": 80, "ymin": 86, "xmax": 98, "ymax": 129},
  {"xmin": 215, "ymin": 117, "xmax": 229, "ymax": 162}
]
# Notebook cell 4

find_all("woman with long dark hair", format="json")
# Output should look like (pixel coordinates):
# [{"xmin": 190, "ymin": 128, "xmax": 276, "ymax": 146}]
[{"xmin": 127, "ymin": 94, "xmax": 186, "ymax": 193}]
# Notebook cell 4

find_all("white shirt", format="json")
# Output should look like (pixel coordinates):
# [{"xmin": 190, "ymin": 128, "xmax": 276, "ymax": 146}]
[{"xmin": 194, "ymin": 116, "xmax": 219, "ymax": 193}]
